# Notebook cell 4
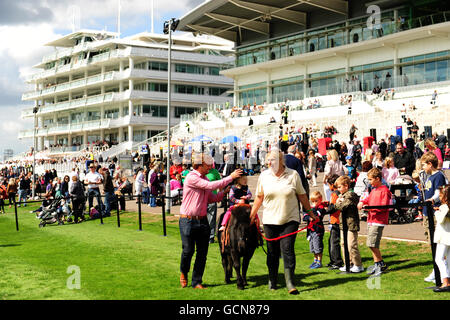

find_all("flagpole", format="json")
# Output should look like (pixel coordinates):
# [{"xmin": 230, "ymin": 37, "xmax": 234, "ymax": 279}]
[{"xmin": 118, "ymin": 0, "xmax": 121, "ymax": 38}]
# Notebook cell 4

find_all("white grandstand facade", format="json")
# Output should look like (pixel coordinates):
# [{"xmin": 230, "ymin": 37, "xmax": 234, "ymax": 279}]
[
  {"xmin": 177, "ymin": 0, "xmax": 450, "ymax": 141},
  {"xmin": 19, "ymin": 30, "xmax": 235, "ymax": 153}
]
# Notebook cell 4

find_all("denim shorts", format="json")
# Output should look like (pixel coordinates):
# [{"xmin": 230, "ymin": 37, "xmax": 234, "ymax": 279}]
[{"xmin": 309, "ymin": 232, "xmax": 324, "ymax": 254}]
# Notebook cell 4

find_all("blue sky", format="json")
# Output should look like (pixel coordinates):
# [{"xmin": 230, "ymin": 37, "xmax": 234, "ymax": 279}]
[{"xmin": 0, "ymin": 0, "xmax": 204, "ymax": 158}]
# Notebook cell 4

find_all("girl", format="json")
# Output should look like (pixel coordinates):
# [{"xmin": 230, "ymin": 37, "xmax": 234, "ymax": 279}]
[
  {"xmin": 381, "ymin": 157, "xmax": 399, "ymax": 186},
  {"xmin": 433, "ymin": 185, "xmax": 450, "ymax": 292},
  {"xmin": 218, "ymin": 174, "xmax": 252, "ymax": 231},
  {"xmin": 372, "ymin": 151, "xmax": 384, "ymax": 170},
  {"xmin": 6, "ymin": 178, "xmax": 17, "ymax": 208}
]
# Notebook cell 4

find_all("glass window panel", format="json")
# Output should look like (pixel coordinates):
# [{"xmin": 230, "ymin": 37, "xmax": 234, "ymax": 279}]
[
  {"xmin": 425, "ymin": 61, "xmax": 436, "ymax": 83},
  {"xmin": 436, "ymin": 60, "xmax": 447, "ymax": 82}
]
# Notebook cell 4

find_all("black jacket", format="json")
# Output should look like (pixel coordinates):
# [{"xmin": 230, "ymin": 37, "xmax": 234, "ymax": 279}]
[{"xmin": 393, "ymin": 151, "xmax": 415, "ymax": 176}]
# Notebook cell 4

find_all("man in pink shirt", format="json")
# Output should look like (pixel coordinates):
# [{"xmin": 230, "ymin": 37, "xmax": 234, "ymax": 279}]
[{"xmin": 179, "ymin": 153, "xmax": 242, "ymax": 289}]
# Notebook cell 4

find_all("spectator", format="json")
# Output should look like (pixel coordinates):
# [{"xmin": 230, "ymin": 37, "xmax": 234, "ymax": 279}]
[
  {"xmin": 84, "ymin": 163, "xmax": 104, "ymax": 214},
  {"xmin": 284, "ymin": 144, "xmax": 309, "ymax": 197},
  {"xmin": 323, "ymin": 149, "xmax": 348, "ymax": 201},
  {"xmin": 382, "ymin": 157, "xmax": 399, "ymax": 186},
  {"xmin": 420, "ymin": 152, "xmax": 447, "ymax": 284},
  {"xmin": 425, "ymin": 138, "xmax": 443, "ymax": 170},
  {"xmin": 304, "ymin": 191, "xmax": 326, "ymax": 269},
  {"xmin": 69, "ymin": 175, "xmax": 86, "ymax": 223},
  {"xmin": 358, "ymin": 168, "xmax": 392, "ymax": 276},
  {"xmin": 6, "ymin": 178, "xmax": 17, "ymax": 208},
  {"xmin": 102, "ymin": 168, "xmax": 115, "ymax": 217},
  {"xmin": 393, "ymin": 142, "xmax": 415, "ymax": 176},
  {"xmin": 307, "ymin": 150, "xmax": 317, "ymax": 187},
  {"xmin": 432, "ymin": 185, "xmax": 450, "ymax": 292},
  {"xmin": 334, "ymin": 175, "xmax": 364, "ymax": 273}
]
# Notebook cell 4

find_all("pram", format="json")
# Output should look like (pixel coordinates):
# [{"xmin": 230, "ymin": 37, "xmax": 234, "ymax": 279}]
[
  {"xmin": 388, "ymin": 176, "xmax": 416, "ymax": 224},
  {"xmin": 37, "ymin": 196, "xmax": 72, "ymax": 228}
]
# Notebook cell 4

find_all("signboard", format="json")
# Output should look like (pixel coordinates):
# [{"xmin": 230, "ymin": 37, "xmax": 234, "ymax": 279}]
[
  {"xmin": 118, "ymin": 154, "xmax": 133, "ymax": 177},
  {"xmin": 140, "ymin": 145, "xmax": 148, "ymax": 155}
]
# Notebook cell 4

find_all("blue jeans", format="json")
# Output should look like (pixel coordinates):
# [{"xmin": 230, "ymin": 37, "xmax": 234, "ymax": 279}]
[
  {"xmin": 150, "ymin": 195, "xmax": 156, "ymax": 207},
  {"xmin": 87, "ymin": 188, "xmax": 103, "ymax": 213},
  {"xmin": 18, "ymin": 189, "xmax": 28, "ymax": 207},
  {"xmin": 104, "ymin": 191, "xmax": 115, "ymax": 217},
  {"xmin": 179, "ymin": 217, "xmax": 210, "ymax": 287},
  {"xmin": 142, "ymin": 187, "xmax": 150, "ymax": 204}
]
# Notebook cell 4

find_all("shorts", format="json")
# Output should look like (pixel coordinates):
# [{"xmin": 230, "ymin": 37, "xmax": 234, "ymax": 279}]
[
  {"xmin": 308, "ymin": 232, "xmax": 324, "ymax": 254},
  {"xmin": 366, "ymin": 225, "xmax": 384, "ymax": 248}
]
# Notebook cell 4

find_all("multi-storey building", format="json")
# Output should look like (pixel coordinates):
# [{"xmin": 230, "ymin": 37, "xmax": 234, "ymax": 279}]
[
  {"xmin": 179, "ymin": 0, "xmax": 450, "ymax": 106},
  {"xmin": 19, "ymin": 30, "xmax": 234, "ymax": 151}
]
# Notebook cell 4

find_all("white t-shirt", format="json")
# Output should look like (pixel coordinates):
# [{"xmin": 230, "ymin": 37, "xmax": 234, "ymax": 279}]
[
  {"xmin": 85, "ymin": 171, "xmax": 103, "ymax": 189},
  {"xmin": 255, "ymin": 167, "xmax": 306, "ymax": 225}
]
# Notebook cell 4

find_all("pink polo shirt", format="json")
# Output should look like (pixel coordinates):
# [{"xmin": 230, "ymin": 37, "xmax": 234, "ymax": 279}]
[{"xmin": 180, "ymin": 170, "xmax": 233, "ymax": 217}]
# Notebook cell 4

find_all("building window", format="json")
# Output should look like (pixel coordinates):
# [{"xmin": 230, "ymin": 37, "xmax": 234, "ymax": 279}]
[
  {"xmin": 174, "ymin": 106, "xmax": 198, "ymax": 118},
  {"xmin": 175, "ymin": 64, "xmax": 205, "ymax": 74},
  {"xmin": 149, "ymin": 61, "xmax": 168, "ymax": 71},
  {"xmin": 142, "ymin": 105, "xmax": 167, "ymax": 117},
  {"xmin": 209, "ymin": 87, "xmax": 228, "ymax": 96},
  {"xmin": 175, "ymin": 84, "xmax": 204, "ymax": 95},
  {"xmin": 148, "ymin": 83, "xmax": 168, "ymax": 92}
]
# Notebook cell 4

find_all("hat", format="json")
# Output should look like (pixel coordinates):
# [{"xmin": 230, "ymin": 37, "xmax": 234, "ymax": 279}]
[{"xmin": 345, "ymin": 155, "xmax": 352, "ymax": 160}]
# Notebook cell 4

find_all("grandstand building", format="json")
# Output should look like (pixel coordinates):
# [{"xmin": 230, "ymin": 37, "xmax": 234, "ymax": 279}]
[
  {"xmin": 19, "ymin": 30, "xmax": 234, "ymax": 152},
  {"xmin": 179, "ymin": 0, "xmax": 450, "ymax": 107}
]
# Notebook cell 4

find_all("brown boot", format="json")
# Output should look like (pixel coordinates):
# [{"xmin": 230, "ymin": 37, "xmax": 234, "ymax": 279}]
[{"xmin": 180, "ymin": 273, "xmax": 188, "ymax": 288}]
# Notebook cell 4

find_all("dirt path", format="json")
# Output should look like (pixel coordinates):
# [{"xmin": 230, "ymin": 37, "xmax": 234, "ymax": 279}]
[{"xmin": 122, "ymin": 170, "xmax": 448, "ymax": 243}]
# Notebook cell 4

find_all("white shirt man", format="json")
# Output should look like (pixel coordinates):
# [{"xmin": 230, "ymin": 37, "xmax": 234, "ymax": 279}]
[{"xmin": 84, "ymin": 165, "xmax": 103, "ymax": 190}]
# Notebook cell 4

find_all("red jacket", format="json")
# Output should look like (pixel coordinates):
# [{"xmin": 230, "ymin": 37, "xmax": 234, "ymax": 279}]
[
  {"xmin": 170, "ymin": 165, "xmax": 183, "ymax": 180},
  {"xmin": 361, "ymin": 185, "xmax": 392, "ymax": 226}
]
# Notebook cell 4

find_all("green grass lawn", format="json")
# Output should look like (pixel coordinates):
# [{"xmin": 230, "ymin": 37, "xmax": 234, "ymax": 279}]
[{"xmin": 0, "ymin": 203, "xmax": 445, "ymax": 300}]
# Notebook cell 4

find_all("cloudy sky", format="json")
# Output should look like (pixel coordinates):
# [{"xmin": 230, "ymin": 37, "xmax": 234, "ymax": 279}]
[{"xmin": 0, "ymin": 0, "xmax": 204, "ymax": 157}]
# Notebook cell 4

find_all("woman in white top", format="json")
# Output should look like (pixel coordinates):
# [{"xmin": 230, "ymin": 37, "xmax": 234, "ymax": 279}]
[
  {"xmin": 307, "ymin": 150, "xmax": 317, "ymax": 187},
  {"xmin": 251, "ymin": 148, "xmax": 317, "ymax": 294},
  {"xmin": 134, "ymin": 168, "xmax": 146, "ymax": 200},
  {"xmin": 433, "ymin": 185, "xmax": 450, "ymax": 292},
  {"xmin": 323, "ymin": 149, "xmax": 348, "ymax": 201},
  {"xmin": 372, "ymin": 151, "xmax": 384, "ymax": 170}
]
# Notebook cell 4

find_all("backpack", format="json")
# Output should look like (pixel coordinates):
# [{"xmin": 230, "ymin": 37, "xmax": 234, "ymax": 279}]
[{"xmin": 89, "ymin": 207, "xmax": 101, "ymax": 220}]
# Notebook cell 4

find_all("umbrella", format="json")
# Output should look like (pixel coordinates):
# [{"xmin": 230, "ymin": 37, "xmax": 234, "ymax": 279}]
[
  {"xmin": 190, "ymin": 135, "xmax": 214, "ymax": 142},
  {"xmin": 220, "ymin": 135, "xmax": 241, "ymax": 144}
]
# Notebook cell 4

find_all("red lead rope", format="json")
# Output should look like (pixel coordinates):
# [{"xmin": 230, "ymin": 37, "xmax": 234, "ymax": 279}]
[{"xmin": 254, "ymin": 214, "xmax": 320, "ymax": 242}]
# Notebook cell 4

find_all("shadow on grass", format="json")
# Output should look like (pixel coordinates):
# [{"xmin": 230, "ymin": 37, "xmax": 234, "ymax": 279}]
[{"xmin": 0, "ymin": 244, "xmax": 22, "ymax": 248}]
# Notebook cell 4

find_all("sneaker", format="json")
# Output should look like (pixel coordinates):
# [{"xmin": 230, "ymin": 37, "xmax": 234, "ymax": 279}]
[
  {"xmin": 350, "ymin": 265, "xmax": 364, "ymax": 273},
  {"xmin": 424, "ymin": 271, "xmax": 436, "ymax": 283},
  {"xmin": 310, "ymin": 261, "xmax": 322, "ymax": 269},
  {"xmin": 309, "ymin": 260, "xmax": 318, "ymax": 268},
  {"xmin": 328, "ymin": 264, "xmax": 342, "ymax": 270},
  {"xmin": 339, "ymin": 265, "xmax": 349, "ymax": 272}
]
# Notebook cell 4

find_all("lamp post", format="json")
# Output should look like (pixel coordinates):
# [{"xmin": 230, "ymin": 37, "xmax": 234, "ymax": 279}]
[
  {"xmin": 163, "ymin": 18, "xmax": 179, "ymax": 216},
  {"xmin": 32, "ymin": 105, "xmax": 40, "ymax": 199}
]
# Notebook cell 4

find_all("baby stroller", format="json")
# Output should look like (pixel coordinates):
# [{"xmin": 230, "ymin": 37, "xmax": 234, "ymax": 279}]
[
  {"xmin": 37, "ymin": 196, "xmax": 66, "ymax": 228},
  {"xmin": 388, "ymin": 176, "xmax": 416, "ymax": 224}
]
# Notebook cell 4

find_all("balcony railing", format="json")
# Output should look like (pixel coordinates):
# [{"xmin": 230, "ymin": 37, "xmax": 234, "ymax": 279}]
[
  {"xmin": 26, "ymin": 48, "xmax": 130, "ymax": 82},
  {"xmin": 234, "ymin": 11, "xmax": 450, "ymax": 69},
  {"xmin": 21, "ymin": 92, "xmax": 118, "ymax": 118}
]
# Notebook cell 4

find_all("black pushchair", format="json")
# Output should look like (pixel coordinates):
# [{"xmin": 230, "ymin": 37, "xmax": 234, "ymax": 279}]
[
  {"xmin": 37, "ymin": 196, "xmax": 70, "ymax": 227},
  {"xmin": 388, "ymin": 177, "xmax": 416, "ymax": 224}
]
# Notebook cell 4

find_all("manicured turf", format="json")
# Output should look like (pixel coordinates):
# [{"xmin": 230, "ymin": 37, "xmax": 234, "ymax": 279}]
[{"xmin": 0, "ymin": 202, "xmax": 445, "ymax": 300}]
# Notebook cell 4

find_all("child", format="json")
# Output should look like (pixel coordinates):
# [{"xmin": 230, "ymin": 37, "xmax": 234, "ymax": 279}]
[
  {"xmin": 358, "ymin": 168, "xmax": 392, "ymax": 276},
  {"xmin": 433, "ymin": 185, "xmax": 450, "ymax": 292},
  {"xmin": 219, "ymin": 175, "xmax": 252, "ymax": 231},
  {"xmin": 381, "ymin": 157, "xmax": 399, "ymax": 186},
  {"xmin": 345, "ymin": 155, "xmax": 357, "ymax": 187},
  {"xmin": 324, "ymin": 174, "xmax": 344, "ymax": 269},
  {"xmin": 334, "ymin": 175, "xmax": 364, "ymax": 273},
  {"xmin": 304, "ymin": 191, "xmax": 326, "ymax": 269},
  {"xmin": 420, "ymin": 152, "xmax": 448, "ymax": 283},
  {"xmin": 410, "ymin": 171, "xmax": 423, "ymax": 221}
]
